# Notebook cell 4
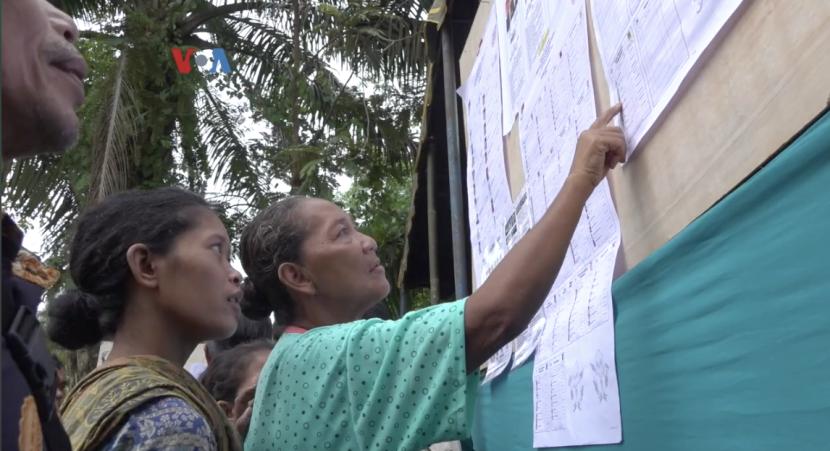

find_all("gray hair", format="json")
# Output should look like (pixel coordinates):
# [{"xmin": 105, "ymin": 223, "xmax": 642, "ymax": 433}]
[{"xmin": 240, "ymin": 196, "xmax": 309, "ymax": 324}]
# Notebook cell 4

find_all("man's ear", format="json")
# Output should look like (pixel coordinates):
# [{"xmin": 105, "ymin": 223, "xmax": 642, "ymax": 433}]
[
  {"xmin": 217, "ymin": 399, "xmax": 233, "ymax": 418},
  {"xmin": 277, "ymin": 262, "xmax": 315, "ymax": 297},
  {"xmin": 125, "ymin": 243, "xmax": 159, "ymax": 289}
]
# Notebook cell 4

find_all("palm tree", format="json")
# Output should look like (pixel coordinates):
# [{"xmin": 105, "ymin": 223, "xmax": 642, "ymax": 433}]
[
  {"xmin": 5, "ymin": 0, "xmax": 427, "ymax": 248},
  {"xmin": 225, "ymin": 0, "xmax": 427, "ymax": 196},
  {"xmin": 4, "ymin": 0, "xmax": 429, "ymax": 384}
]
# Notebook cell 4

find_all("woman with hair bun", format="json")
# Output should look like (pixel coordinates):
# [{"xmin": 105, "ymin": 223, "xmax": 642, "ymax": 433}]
[
  {"xmin": 240, "ymin": 106, "xmax": 626, "ymax": 450},
  {"xmin": 47, "ymin": 187, "xmax": 244, "ymax": 451}
]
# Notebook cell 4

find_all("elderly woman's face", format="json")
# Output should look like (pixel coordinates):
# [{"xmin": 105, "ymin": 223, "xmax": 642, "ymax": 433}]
[{"xmin": 293, "ymin": 199, "xmax": 390, "ymax": 313}]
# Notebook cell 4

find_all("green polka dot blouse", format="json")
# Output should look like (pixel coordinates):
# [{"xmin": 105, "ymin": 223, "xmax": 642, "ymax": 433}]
[{"xmin": 244, "ymin": 299, "xmax": 478, "ymax": 451}]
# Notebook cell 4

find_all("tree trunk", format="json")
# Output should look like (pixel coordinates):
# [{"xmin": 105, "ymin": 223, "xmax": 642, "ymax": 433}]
[{"xmin": 288, "ymin": 0, "xmax": 304, "ymax": 193}]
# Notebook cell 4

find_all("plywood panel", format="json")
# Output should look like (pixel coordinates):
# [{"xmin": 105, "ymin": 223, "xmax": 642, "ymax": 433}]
[
  {"xmin": 459, "ymin": 0, "xmax": 830, "ymax": 272},
  {"xmin": 601, "ymin": 0, "xmax": 830, "ymax": 268}
]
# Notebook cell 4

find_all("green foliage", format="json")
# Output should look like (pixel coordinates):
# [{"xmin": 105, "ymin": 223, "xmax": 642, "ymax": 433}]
[
  {"xmin": 407, "ymin": 287, "xmax": 433, "ymax": 311},
  {"xmin": 5, "ymin": 0, "xmax": 427, "ymax": 383},
  {"xmin": 339, "ymin": 169, "xmax": 412, "ymax": 318},
  {"xmin": 5, "ymin": 0, "xmax": 426, "ymax": 257}
]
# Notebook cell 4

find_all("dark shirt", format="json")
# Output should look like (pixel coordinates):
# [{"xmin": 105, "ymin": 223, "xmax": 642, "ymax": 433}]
[{"xmin": 2, "ymin": 214, "xmax": 47, "ymax": 451}]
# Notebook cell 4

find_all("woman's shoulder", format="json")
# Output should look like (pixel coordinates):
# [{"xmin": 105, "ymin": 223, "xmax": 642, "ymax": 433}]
[
  {"xmin": 101, "ymin": 396, "xmax": 217, "ymax": 450},
  {"xmin": 272, "ymin": 299, "xmax": 469, "ymax": 361},
  {"xmin": 62, "ymin": 357, "xmax": 229, "ymax": 451}
]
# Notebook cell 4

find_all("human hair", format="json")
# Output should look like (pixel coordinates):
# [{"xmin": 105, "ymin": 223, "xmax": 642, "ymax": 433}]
[
  {"xmin": 200, "ymin": 339, "xmax": 274, "ymax": 404},
  {"xmin": 205, "ymin": 314, "xmax": 273, "ymax": 358},
  {"xmin": 272, "ymin": 323, "xmax": 285, "ymax": 341},
  {"xmin": 239, "ymin": 196, "xmax": 309, "ymax": 324},
  {"xmin": 46, "ymin": 187, "xmax": 212, "ymax": 350}
]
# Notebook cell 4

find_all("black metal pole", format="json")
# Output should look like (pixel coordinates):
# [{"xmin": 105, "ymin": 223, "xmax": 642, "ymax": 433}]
[
  {"xmin": 440, "ymin": 24, "xmax": 469, "ymax": 298},
  {"xmin": 427, "ymin": 145, "xmax": 440, "ymax": 304}
]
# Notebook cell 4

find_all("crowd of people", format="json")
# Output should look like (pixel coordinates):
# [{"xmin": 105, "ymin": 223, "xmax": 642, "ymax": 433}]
[{"xmin": 2, "ymin": 0, "xmax": 626, "ymax": 450}]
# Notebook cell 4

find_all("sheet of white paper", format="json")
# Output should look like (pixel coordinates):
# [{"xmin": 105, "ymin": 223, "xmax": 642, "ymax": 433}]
[
  {"xmin": 591, "ymin": 0, "xmax": 745, "ymax": 154},
  {"xmin": 465, "ymin": 12, "xmax": 627, "ymax": 444},
  {"xmin": 534, "ymin": 241, "xmax": 622, "ymax": 447},
  {"xmin": 514, "ymin": 0, "xmax": 604, "ymax": 289},
  {"xmin": 483, "ymin": 189, "xmax": 533, "ymax": 380},
  {"xmin": 608, "ymin": 83, "xmax": 622, "ymax": 127},
  {"xmin": 482, "ymin": 342, "xmax": 513, "ymax": 385},
  {"xmin": 512, "ymin": 307, "xmax": 547, "ymax": 369},
  {"xmin": 527, "ymin": 171, "xmax": 548, "ymax": 225},
  {"xmin": 504, "ymin": 190, "xmax": 532, "ymax": 250},
  {"xmin": 482, "ymin": 18, "xmax": 513, "ymax": 226},
  {"xmin": 460, "ymin": 3, "xmax": 518, "ymax": 367},
  {"xmin": 495, "ymin": 0, "xmax": 530, "ymax": 132},
  {"xmin": 531, "ymin": 181, "xmax": 621, "ymax": 448},
  {"xmin": 568, "ymin": 181, "xmax": 620, "ymax": 273},
  {"xmin": 516, "ymin": 0, "xmax": 595, "ymax": 222},
  {"xmin": 459, "ymin": 4, "xmax": 511, "ymax": 291},
  {"xmin": 508, "ymin": 2, "xmax": 625, "ymax": 446},
  {"xmin": 523, "ymin": 0, "xmax": 555, "ymax": 80}
]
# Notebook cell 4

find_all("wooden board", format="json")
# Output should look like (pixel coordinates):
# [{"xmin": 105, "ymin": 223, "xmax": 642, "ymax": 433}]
[{"xmin": 458, "ymin": 0, "xmax": 830, "ymax": 271}]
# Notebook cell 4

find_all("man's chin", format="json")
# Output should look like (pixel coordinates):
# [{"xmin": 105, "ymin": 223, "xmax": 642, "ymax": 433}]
[
  {"xmin": 54, "ymin": 113, "xmax": 80, "ymax": 151},
  {"xmin": 32, "ymin": 107, "xmax": 80, "ymax": 156},
  {"xmin": 5, "ymin": 108, "xmax": 80, "ymax": 159}
]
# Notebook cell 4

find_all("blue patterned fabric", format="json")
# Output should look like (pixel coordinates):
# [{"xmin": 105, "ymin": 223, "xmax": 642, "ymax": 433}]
[{"xmin": 101, "ymin": 396, "xmax": 217, "ymax": 450}]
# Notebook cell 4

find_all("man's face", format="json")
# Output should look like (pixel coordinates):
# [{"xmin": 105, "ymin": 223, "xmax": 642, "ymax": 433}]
[{"xmin": 2, "ymin": 0, "xmax": 87, "ymax": 159}]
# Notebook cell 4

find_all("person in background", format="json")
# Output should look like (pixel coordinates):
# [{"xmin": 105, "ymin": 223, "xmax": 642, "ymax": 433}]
[
  {"xmin": 52, "ymin": 356, "xmax": 66, "ymax": 409},
  {"xmin": 3, "ymin": 1, "xmax": 87, "ymax": 447},
  {"xmin": 46, "ymin": 187, "xmax": 244, "ymax": 451},
  {"xmin": 205, "ymin": 315, "xmax": 273, "ymax": 364},
  {"xmin": 186, "ymin": 314, "xmax": 273, "ymax": 379},
  {"xmin": 200, "ymin": 339, "xmax": 275, "ymax": 440},
  {"xmin": 239, "ymin": 105, "xmax": 626, "ymax": 450}
]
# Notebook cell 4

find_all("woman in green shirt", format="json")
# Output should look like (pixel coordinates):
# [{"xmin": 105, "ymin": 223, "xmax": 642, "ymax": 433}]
[{"xmin": 241, "ymin": 105, "xmax": 625, "ymax": 450}]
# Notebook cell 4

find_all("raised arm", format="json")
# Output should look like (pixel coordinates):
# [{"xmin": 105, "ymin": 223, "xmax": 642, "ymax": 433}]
[{"xmin": 464, "ymin": 104, "xmax": 626, "ymax": 371}]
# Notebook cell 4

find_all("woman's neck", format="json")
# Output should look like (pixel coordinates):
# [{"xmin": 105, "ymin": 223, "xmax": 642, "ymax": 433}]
[
  {"xmin": 291, "ymin": 299, "xmax": 367, "ymax": 330},
  {"xmin": 108, "ymin": 329, "xmax": 195, "ymax": 367},
  {"xmin": 107, "ymin": 296, "xmax": 197, "ymax": 367}
]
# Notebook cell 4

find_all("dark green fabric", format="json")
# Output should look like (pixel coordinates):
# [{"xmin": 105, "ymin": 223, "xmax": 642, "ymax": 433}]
[{"xmin": 472, "ymin": 110, "xmax": 830, "ymax": 450}]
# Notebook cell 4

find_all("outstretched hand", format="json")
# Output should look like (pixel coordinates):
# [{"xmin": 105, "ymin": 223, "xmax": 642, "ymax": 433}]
[{"xmin": 568, "ymin": 104, "xmax": 626, "ymax": 188}]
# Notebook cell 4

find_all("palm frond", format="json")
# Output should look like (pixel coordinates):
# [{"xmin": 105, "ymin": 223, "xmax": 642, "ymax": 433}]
[
  {"xmin": 176, "ymin": 93, "xmax": 211, "ymax": 193},
  {"xmin": 200, "ymin": 88, "xmax": 270, "ymax": 208},
  {"xmin": 88, "ymin": 53, "xmax": 139, "ymax": 201}
]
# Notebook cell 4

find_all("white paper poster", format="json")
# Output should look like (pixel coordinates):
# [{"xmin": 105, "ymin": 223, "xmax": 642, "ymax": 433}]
[{"xmin": 591, "ymin": 0, "xmax": 745, "ymax": 154}]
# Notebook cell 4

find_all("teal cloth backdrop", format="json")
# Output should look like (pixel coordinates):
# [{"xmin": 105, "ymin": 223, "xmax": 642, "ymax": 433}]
[{"xmin": 471, "ymin": 110, "xmax": 830, "ymax": 450}]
